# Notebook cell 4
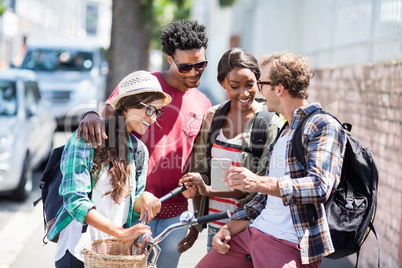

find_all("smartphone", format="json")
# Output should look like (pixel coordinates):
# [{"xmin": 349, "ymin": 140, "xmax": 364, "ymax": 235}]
[{"xmin": 210, "ymin": 158, "xmax": 232, "ymax": 191}]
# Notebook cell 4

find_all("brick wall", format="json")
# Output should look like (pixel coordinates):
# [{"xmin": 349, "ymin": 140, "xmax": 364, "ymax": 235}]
[{"xmin": 309, "ymin": 61, "xmax": 402, "ymax": 268}]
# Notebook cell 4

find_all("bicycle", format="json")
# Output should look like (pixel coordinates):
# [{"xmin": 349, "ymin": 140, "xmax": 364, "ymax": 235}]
[
  {"xmin": 140, "ymin": 209, "xmax": 230, "ymax": 267},
  {"xmin": 82, "ymin": 185, "xmax": 231, "ymax": 268}
]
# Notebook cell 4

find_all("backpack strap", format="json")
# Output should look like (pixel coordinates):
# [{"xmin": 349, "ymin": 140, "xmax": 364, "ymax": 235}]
[
  {"xmin": 251, "ymin": 107, "xmax": 274, "ymax": 159},
  {"xmin": 293, "ymin": 108, "xmax": 348, "ymax": 169},
  {"xmin": 292, "ymin": 108, "xmax": 327, "ymax": 227},
  {"xmin": 131, "ymin": 136, "xmax": 143, "ymax": 180},
  {"xmin": 206, "ymin": 100, "xmax": 231, "ymax": 167},
  {"xmin": 354, "ymin": 222, "xmax": 380, "ymax": 268},
  {"xmin": 213, "ymin": 139, "xmax": 253, "ymax": 153},
  {"xmin": 202, "ymin": 101, "xmax": 230, "ymax": 229},
  {"xmin": 292, "ymin": 108, "xmax": 323, "ymax": 169},
  {"xmin": 369, "ymin": 222, "xmax": 381, "ymax": 268}
]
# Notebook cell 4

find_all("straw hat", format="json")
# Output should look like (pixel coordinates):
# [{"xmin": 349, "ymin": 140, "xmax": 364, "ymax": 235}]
[{"xmin": 110, "ymin": 70, "xmax": 172, "ymax": 109}]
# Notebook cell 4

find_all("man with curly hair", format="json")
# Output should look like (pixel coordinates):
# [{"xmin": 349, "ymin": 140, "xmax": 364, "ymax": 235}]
[
  {"xmin": 196, "ymin": 51, "xmax": 347, "ymax": 267},
  {"xmin": 78, "ymin": 19, "xmax": 211, "ymax": 267}
]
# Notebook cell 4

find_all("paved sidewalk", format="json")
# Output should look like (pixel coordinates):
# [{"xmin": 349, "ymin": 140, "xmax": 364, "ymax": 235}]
[
  {"xmin": 7, "ymin": 199, "xmax": 206, "ymax": 268},
  {"xmin": 178, "ymin": 228, "xmax": 207, "ymax": 267}
]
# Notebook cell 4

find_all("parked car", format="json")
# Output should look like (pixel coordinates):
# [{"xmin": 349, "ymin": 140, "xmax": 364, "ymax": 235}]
[
  {"xmin": 0, "ymin": 69, "xmax": 56, "ymax": 201},
  {"xmin": 20, "ymin": 40, "xmax": 108, "ymax": 129}
]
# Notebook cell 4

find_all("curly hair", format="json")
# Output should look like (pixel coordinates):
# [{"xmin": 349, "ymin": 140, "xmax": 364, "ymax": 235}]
[
  {"xmin": 92, "ymin": 92, "xmax": 166, "ymax": 204},
  {"xmin": 260, "ymin": 51, "xmax": 314, "ymax": 99},
  {"xmin": 217, "ymin": 48, "xmax": 260, "ymax": 83},
  {"xmin": 160, "ymin": 19, "xmax": 208, "ymax": 56}
]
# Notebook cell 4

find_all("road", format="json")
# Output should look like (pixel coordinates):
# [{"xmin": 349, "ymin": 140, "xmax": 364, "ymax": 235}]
[{"xmin": 0, "ymin": 131, "xmax": 354, "ymax": 268}]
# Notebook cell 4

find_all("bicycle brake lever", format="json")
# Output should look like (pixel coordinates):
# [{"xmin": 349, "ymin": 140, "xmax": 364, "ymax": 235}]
[{"xmin": 141, "ymin": 211, "xmax": 149, "ymax": 224}]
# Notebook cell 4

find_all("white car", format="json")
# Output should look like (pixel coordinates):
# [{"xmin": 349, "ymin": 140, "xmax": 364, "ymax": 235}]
[
  {"xmin": 20, "ymin": 40, "xmax": 108, "ymax": 129},
  {"xmin": 0, "ymin": 69, "xmax": 56, "ymax": 201}
]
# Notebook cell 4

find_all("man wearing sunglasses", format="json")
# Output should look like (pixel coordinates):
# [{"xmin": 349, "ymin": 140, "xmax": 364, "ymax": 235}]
[{"xmin": 77, "ymin": 19, "xmax": 211, "ymax": 268}]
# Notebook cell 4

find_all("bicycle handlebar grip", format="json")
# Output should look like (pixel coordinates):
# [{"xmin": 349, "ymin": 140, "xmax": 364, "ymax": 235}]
[
  {"xmin": 195, "ymin": 210, "xmax": 231, "ymax": 225},
  {"xmin": 159, "ymin": 185, "xmax": 187, "ymax": 203}
]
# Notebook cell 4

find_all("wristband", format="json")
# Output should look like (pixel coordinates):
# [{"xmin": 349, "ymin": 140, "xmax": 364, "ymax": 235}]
[{"xmin": 80, "ymin": 110, "xmax": 99, "ymax": 121}]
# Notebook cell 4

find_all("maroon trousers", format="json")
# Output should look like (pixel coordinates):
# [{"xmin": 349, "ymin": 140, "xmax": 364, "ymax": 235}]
[{"xmin": 196, "ymin": 227, "xmax": 321, "ymax": 268}]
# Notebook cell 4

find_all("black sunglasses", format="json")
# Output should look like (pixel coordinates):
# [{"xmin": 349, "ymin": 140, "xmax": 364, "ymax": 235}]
[
  {"xmin": 171, "ymin": 56, "xmax": 208, "ymax": 73},
  {"xmin": 257, "ymin": 81, "xmax": 272, "ymax": 91},
  {"xmin": 140, "ymin": 102, "xmax": 164, "ymax": 120}
]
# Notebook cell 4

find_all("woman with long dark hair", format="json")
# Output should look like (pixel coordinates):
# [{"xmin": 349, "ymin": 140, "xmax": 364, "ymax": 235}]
[{"xmin": 48, "ymin": 71, "xmax": 172, "ymax": 267}]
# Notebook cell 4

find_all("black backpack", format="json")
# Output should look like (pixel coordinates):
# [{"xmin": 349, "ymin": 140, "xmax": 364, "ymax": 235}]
[
  {"xmin": 33, "ymin": 138, "xmax": 143, "ymax": 243},
  {"xmin": 292, "ymin": 108, "xmax": 379, "ymax": 266}
]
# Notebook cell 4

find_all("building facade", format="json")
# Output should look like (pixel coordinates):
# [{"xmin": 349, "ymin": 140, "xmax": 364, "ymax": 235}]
[
  {"xmin": 0, "ymin": 0, "xmax": 111, "ymax": 68},
  {"xmin": 191, "ymin": 1, "xmax": 402, "ymax": 267}
]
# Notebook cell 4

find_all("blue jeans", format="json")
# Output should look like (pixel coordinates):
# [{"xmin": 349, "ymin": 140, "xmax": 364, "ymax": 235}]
[
  {"xmin": 147, "ymin": 216, "xmax": 188, "ymax": 268},
  {"xmin": 55, "ymin": 250, "xmax": 84, "ymax": 268},
  {"xmin": 207, "ymin": 225, "xmax": 220, "ymax": 252}
]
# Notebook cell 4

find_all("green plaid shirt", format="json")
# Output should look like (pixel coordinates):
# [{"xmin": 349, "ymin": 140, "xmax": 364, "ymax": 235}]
[
  {"xmin": 233, "ymin": 103, "xmax": 347, "ymax": 264},
  {"xmin": 47, "ymin": 131, "xmax": 148, "ymax": 241}
]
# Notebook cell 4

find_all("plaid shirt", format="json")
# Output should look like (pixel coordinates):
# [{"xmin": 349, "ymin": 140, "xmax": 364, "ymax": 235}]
[
  {"xmin": 47, "ymin": 131, "xmax": 148, "ymax": 241},
  {"xmin": 232, "ymin": 103, "xmax": 347, "ymax": 264}
]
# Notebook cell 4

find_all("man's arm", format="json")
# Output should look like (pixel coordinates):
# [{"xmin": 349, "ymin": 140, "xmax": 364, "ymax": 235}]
[
  {"xmin": 212, "ymin": 220, "xmax": 249, "ymax": 254},
  {"xmin": 77, "ymin": 103, "xmax": 114, "ymax": 148},
  {"xmin": 278, "ymin": 118, "xmax": 346, "ymax": 205},
  {"xmin": 223, "ymin": 167, "xmax": 281, "ymax": 197},
  {"xmin": 224, "ymin": 117, "xmax": 346, "ymax": 205}
]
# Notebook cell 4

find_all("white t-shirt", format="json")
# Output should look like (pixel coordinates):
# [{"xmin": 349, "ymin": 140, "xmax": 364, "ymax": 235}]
[
  {"xmin": 250, "ymin": 132, "xmax": 299, "ymax": 244},
  {"xmin": 55, "ymin": 166, "xmax": 130, "ymax": 261},
  {"xmin": 209, "ymin": 128, "xmax": 242, "ymax": 228}
]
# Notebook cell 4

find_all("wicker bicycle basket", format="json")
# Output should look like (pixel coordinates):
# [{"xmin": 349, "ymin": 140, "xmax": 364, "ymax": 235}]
[{"xmin": 82, "ymin": 238, "xmax": 148, "ymax": 268}]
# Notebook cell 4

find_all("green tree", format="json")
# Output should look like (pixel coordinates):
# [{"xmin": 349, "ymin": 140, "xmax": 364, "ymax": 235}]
[
  {"xmin": 106, "ymin": 0, "xmax": 237, "ymax": 97},
  {"xmin": 0, "ymin": 0, "xmax": 7, "ymax": 16},
  {"xmin": 106, "ymin": 0, "xmax": 191, "ymax": 97}
]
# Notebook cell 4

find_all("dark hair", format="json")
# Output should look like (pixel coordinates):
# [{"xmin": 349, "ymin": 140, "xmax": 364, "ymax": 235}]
[
  {"xmin": 260, "ymin": 51, "xmax": 314, "ymax": 99},
  {"xmin": 160, "ymin": 19, "xmax": 208, "ymax": 56},
  {"xmin": 217, "ymin": 48, "xmax": 260, "ymax": 83},
  {"xmin": 92, "ymin": 92, "xmax": 166, "ymax": 204}
]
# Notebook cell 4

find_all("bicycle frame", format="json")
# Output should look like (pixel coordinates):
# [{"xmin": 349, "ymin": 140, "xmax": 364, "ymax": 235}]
[{"xmin": 142, "ymin": 210, "xmax": 230, "ymax": 268}]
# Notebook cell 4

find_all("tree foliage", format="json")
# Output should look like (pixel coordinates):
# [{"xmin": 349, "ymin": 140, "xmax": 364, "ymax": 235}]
[
  {"xmin": 0, "ymin": 0, "xmax": 7, "ymax": 16},
  {"xmin": 151, "ymin": 0, "xmax": 192, "ymax": 50},
  {"xmin": 106, "ymin": 0, "xmax": 237, "ymax": 97},
  {"xmin": 219, "ymin": 0, "xmax": 238, "ymax": 8},
  {"xmin": 106, "ymin": 0, "xmax": 192, "ymax": 96}
]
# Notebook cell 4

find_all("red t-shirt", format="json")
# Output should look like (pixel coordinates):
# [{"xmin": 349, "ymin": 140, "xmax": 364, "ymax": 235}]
[{"xmin": 106, "ymin": 72, "xmax": 211, "ymax": 218}]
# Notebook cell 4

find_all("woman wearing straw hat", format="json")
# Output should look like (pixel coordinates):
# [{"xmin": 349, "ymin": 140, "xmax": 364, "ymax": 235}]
[{"xmin": 49, "ymin": 70, "xmax": 172, "ymax": 268}]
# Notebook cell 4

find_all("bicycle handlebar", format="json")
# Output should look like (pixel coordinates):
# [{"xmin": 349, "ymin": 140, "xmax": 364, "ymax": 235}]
[
  {"xmin": 159, "ymin": 185, "xmax": 187, "ymax": 203},
  {"xmin": 142, "ymin": 185, "xmax": 187, "ymax": 224},
  {"xmin": 192, "ymin": 210, "xmax": 231, "ymax": 225}
]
